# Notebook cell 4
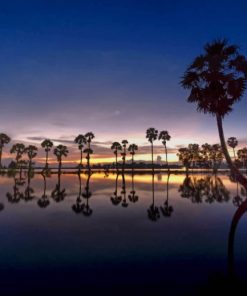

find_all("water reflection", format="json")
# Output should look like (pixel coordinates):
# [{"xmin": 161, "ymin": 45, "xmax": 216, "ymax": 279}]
[{"xmin": 1, "ymin": 172, "xmax": 247, "ymax": 293}]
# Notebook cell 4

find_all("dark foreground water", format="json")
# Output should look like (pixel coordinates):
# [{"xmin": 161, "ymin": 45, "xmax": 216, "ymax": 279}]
[{"xmin": 0, "ymin": 172, "xmax": 246, "ymax": 295}]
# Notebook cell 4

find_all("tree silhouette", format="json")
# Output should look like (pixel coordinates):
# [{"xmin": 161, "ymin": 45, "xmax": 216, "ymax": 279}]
[
  {"xmin": 158, "ymin": 131, "xmax": 171, "ymax": 168},
  {"xmin": 160, "ymin": 173, "xmax": 173, "ymax": 217},
  {"xmin": 121, "ymin": 173, "xmax": 128, "ymax": 207},
  {"xmin": 227, "ymin": 137, "xmax": 238, "ymax": 160},
  {"xmin": 111, "ymin": 142, "xmax": 122, "ymax": 172},
  {"xmin": 10, "ymin": 143, "xmax": 26, "ymax": 179},
  {"xmin": 72, "ymin": 172, "xmax": 83, "ymax": 213},
  {"xmin": 0, "ymin": 133, "xmax": 11, "ymax": 169},
  {"xmin": 121, "ymin": 140, "xmax": 128, "ymax": 172},
  {"xmin": 147, "ymin": 173, "xmax": 160, "ymax": 221},
  {"xmin": 81, "ymin": 172, "xmax": 93, "ymax": 216},
  {"xmin": 6, "ymin": 177, "xmax": 23, "ymax": 203},
  {"xmin": 177, "ymin": 147, "xmax": 192, "ymax": 174},
  {"xmin": 181, "ymin": 39, "xmax": 247, "ymax": 188},
  {"xmin": 128, "ymin": 170, "xmax": 138, "ymax": 203},
  {"xmin": 128, "ymin": 144, "xmax": 138, "ymax": 170},
  {"xmin": 53, "ymin": 145, "xmax": 69, "ymax": 175},
  {"xmin": 37, "ymin": 173, "xmax": 50, "ymax": 208},
  {"xmin": 84, "ymin": 132, "xmax": 95, "ymax": 172},
  {"xmin": 51, "ymin": 173, "xmax": 66, "ymax": 202},
  {"xmin": 41, "ymin": 139, "xmax": 53, "ymax": 171},
  {"xmin": 237, "ymin": 147, "xmax": 247, "ymax": 174},
  {"xmin": 74, "ymin": 134, "xmax": 86, "ymax": 172},
  {"xmin": 110, "ymin": 173, "xmax": 122, "ymax": 205},
  {"xmin": 25, "ymin": 145, "xmax": 38, "ymax": 173},
  {"xmin": 146, "ymin": 127, "xmax": 158, "ymax": 171}
]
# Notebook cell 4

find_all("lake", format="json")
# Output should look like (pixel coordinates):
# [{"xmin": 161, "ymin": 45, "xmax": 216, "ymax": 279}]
[{"xmin": 0, "ymin": 172, "xmax": 246, "ymax": 295}]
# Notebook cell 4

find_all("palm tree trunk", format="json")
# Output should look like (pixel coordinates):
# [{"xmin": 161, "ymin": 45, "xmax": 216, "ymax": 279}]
[
  {"xmin": 58, "ymin": 160, "xmax": 62, "ymax": 175},
  {"xmin": 164, "ymin": 142, "xmax": 168, "ymax": 168},
  {"xmin": 115, "ymin": 152, "xmax": 118, "ymax": 172},
  {"xmin": 216, "ymin": 114, "xmax": 247, "ymax": 189},
  {"xmin": 45, "ymin": 151, "xmax": 48, "ymax": 168},
  {"xmin": 151, "ymin": 142, "xmax": 154, "ymax": 172},
  {"xmin": 0, "ymin": 148, "xmax": 2, "ymax": 169}
]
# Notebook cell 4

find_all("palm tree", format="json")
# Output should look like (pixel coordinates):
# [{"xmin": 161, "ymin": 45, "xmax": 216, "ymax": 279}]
[
  {"xmin": 41, "ymin": 139, "xmax": 53, "ymax": 169},
  {"xmin": 158, "ymin": 131, "xmax": 171, "ymax": 168},
  {"xmin": 181, "ymin": 39, "xmax": 247, "ymax": 187},
  {"xmin": 128, "ymin": 144, "xmax": 138, "ymax": 170},
  {"xmin": 146, "ymin": 127, "xmax": 158, "ymax": 171},
  {"xmin": 227, "ymin": 137, "xmax": 238, "ymax": 160},
  {"xmin": 53, "ymin": 145, "xmax": 69, "ymax": 175},
  {"xmin": 121, "ymin": 139, "xmax": 128, "ymax": 171},
  {"xmin": 74, "ymin": 134, "xmax": 86, "ymax": 172},
  {"xmin": 84, "ymin": 132, "xmax": 95, "ymax": 171},
  {"xmin": 237, "ymin": 147, "xmax": 247, "ymax": 174},
  {"xmin": 25, "ymin": 145, "xmax": 38, "ymax": 173},
  {"xmin": 111, "ymin": 142, "xmax": 122, "ymax": 171},
  {"xmin": 0, "ymin": 133, "xmax": 11, "ymax": 169},
  {"xmin": 10, "ymin": 143, "xmax": 26, "ymax": 178}
]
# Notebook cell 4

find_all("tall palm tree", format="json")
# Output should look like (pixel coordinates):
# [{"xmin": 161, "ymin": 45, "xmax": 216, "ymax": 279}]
[
  {"xmin": 0, "ymin": 133, "xmax": 11, "ymax": 169},
  {"xmin": 128, "ymin": 144, "xmax": 138, "ymax": 169},
  {"xmin": 84, "ymin": 132, "xmax": 95, "ymax": 171},
  {"xmin": 74, "ymin": 134, "xmax": 86, "ymax": 171},
  {"xmin": 10, "ymin": 143, "xmax": 26, "ymax": 178},
  {"xmin": 146, "ymin": 127, "xmax": 158, "ymax": 171},
  {"xmin": 41, "ymin": 139, "xmax": 53, "ymax": 169},
  {"xmin": 53, "ymin": 145, "xmax": 69, "ymax": 175},
  {"xmin": 181, "ymin": 39, "xmax": 247, "ymax": 187},
  {"xmin": 111, "ymin": 142, "xmax": 122, "ymax": 171},
  {"xmin": 25, "ymin": 145, "xmax": 38, "ymax": 172},
  {"xmin": 227, "ymin": 137, "xmax": 238, "ymax": 160},
  {"xmin": 121, "ymin": 139, "xmax": 128, "ymax": 171},
  {"xmin": 158, "ymin": 130, "xmax": 171, "ymax": 168}
]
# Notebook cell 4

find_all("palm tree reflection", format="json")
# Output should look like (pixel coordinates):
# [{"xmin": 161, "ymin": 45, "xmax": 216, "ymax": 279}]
[
  {"xmin": 110, "ymin": 173, "xmax": 122, "ymax": 206},
  {"xmin": 128, "ymin": 171, "xmax": 138, "ymax": 203},
  {"xmin": 121, "ymin": 173, "xmax": 128, "ymax": 207},
  {"xmin": 72, "ymin": 172, "xmax": 83, "ymax": 214},
  {"xmin": 147, "ymin": 173, "xmax": 160, "ymax": 221},
  {"xmin": 23, "ymin": 171, "xmax": 35, "ymax": 202},
  {"xmin": 179, "ymin": 175, "xmax": 230, "ymax": 204},
  {"xmin": 81, "ymin": 172, "xmax": 93, "ymax": 216},
  {"xmin": 37, "ymin": 173, "xmax": 50, "ymax": 208},
  {"xmin": 160, "ymin": 173, "xmax": 173, "ymax": 217},
  {"xmin": 51, "ymin": 172, "xmax": 66, "ymax": 202},
  {"xmin": 6, "ymin": 177, "xmax": 24, "ymax": 203}
]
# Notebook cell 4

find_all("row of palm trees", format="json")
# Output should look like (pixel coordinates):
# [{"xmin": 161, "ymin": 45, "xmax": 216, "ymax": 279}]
[{"xmin": 2, "ymin": 131, "xmax": 247, "ymax": 173}]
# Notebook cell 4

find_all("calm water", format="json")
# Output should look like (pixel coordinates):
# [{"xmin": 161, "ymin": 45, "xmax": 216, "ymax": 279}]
[{"xmin": 0, "ymin": 172, "xmax": 246, "ymax": 295}]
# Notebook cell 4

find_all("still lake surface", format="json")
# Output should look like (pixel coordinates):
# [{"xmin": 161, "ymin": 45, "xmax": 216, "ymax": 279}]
[{"xmin": 0, "ymin": 172, "xmax": 247, "ymax": 295}]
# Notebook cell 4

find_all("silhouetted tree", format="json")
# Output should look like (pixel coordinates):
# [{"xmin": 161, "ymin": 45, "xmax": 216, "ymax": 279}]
[
  {"xmin": 10, "ymin": 143, "xmax": 26, "ymax": 179},
  {"xmin": 25, "ymin": 145, "xmax": 38, "ymax": 173},
  {"xmin": 128, "ymin": 170, "xmax": 138, "ymax": 203},
  {"xmin": 82, "ymin": 173, "xmax": 93, "ymax": 216},
  {"xmin": 158, "ymin": 131, "xmax": 171, "ymax": 168},
  {"xmin": 147, "ymin": 173, "xmax": 160, "ymax": 221},
  {"xmin": 227, "ymin": 137, "xmax": 238, "ymax": 160},
  {"xmin": 237, "ymin": 147, "xmax": 247, "ymax": 174},
  {"xmin": 53, "ymin": 145, "xmax": 69, "ymax": 175},
  {"xmin": 111, "ymin": 142, "xmax": 122, "ymax": 172},
  {"xmin": 74, "ymin": 134, "xmax": 86, "ymax": 172},
  {"xmin": 128, "ymin": 144, "xmax": 138, "ymax": 170},
  {"xmin": 0, "ymin": 133, "xmax": 11, "ymax": 169},
  {"xmin": 83, "ymin": 132, "xmax": 95, "ymax": 172},
  {"xmin": 146, "ymin": 127, "xmax": 158, "ymax": 171},
  {"xmin": 111, "ymin": 173, "xmax": 122, "ymax": 205},
  {"xmin": 160, "ymin": 173, "xmax": 173, "ymax": 217},
  {"xmin": 72, "ymin": 173, "xmax": 83, "ymax": 213},
  {"xmin": 177, "ymin": 147, "xmax": 192, "ymax": 174},
  {"xmin": 181, "ymin": 39, "xmax": 247, "ymax": 187},
  {"xmin": 121, "ymin": 140, "xmax": 128, "ymax": 172},
  {"xmin": 41, "ymin": 139, "xmax": 53, "ymax": 170},
  {"xmin": 37, "ymin": 173, "xmax": 50, "ymax": 208},
  {"xmin": 51, "ymin": 173, "xmax": 66, "ymax": 202}
]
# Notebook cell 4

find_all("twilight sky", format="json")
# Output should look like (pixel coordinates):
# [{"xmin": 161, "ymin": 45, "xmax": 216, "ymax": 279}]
[{"xmin": 1, "ymin": 0, "xmax": 247, "ymax": 164}]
